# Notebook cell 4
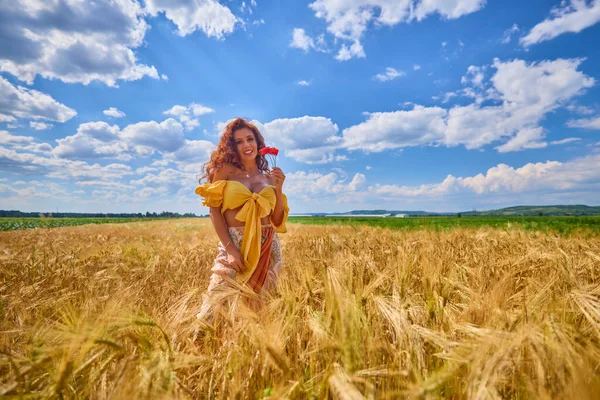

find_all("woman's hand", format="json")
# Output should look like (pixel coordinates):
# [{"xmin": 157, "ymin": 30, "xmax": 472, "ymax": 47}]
[
  {"xmin": 225, "ymin": 246, "xmax": 245, "ymax": 273},
  {"xmin": 269, "ymin": 167, "xmax": 286, "ymax": 191}
]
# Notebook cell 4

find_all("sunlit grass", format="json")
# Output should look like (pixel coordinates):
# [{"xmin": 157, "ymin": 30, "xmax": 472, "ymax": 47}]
[
  {"xmin": 1, "ymin": 219, "xmax": 599, "ymax": 398},
  {"xmin": 289, "ymin": 215, "xmax": 600, "ymax": 235}
]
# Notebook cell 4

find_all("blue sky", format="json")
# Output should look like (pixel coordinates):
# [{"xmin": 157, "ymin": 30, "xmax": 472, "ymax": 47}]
[{"xmin": 1, "ymin": 0, "xmax": 600, "ymax": 214}]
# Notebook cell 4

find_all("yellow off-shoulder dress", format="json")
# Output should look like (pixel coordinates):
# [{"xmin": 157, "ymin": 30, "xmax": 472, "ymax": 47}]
[{"xmin": 195, "ymin": 180, "xmax": 289, "ymax": 283}]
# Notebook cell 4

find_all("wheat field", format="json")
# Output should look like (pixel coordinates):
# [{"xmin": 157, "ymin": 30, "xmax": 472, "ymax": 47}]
[{"xmin": 1, "ymin": 219, "xmax": 599, "ymax": 399}]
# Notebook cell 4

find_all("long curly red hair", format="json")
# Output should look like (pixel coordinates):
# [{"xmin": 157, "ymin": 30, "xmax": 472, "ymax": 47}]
[{"xmin": 201, "ymin": 118, "xmax": 269, "ymax": 183}]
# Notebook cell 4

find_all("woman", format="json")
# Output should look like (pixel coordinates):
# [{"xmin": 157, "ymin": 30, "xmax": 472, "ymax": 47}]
[{"xmin": 195, "ymin": 118, "xmax": 289, "ymax": 320}]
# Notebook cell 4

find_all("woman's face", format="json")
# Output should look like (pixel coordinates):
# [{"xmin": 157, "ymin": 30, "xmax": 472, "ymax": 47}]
[{"xmin": 233, "ymin": 127, "xmax": 257, "ymax": 162}]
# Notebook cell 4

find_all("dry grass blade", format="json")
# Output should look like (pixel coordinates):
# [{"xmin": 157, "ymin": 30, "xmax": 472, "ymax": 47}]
[
  {"xmin": 570, "ymin": 289, "xmax": 600, "ymax": 338},
  {"xmin": 328, "ymin": 363, "xmax": 366, "ymax": 400}
]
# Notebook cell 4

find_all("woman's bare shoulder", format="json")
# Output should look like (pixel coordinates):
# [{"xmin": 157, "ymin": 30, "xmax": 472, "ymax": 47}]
[{"xmin": 212, "ymin": 164, "xmax": 237, "ymax": 181}]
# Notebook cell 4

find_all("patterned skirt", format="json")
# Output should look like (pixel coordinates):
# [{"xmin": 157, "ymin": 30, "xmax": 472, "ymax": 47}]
[{"xmin": 197, "ymin": 224, "xmax": 282, "ymax": 321}]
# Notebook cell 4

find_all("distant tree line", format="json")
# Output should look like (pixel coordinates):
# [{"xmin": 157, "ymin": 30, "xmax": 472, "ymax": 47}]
[{"xmin": 0, "ymin": 210, "xmax": 202, "ymax": 218}]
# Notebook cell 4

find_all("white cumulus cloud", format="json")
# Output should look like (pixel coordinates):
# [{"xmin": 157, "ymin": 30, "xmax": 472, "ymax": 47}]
[
  {"xmin": 521, "ymin": 0, "xmax": 600, "ymax": 46},
  {"xmin": 0, "ymin": 76, "xmax": 77, "ymax": 122},
  {"xmin": 103, "ymin": 107, "xmax": 126, "ymax": 118},
  {"xmin": 285, "ymin": 170, "xmax": 367, "ymax": 200},
  {"xmin": 501, "ymin": 23, "xmax": 519, "ymax": 44},
  {"xmin": 373, "ymin": 67, "xmax": 405, "ymax": 82},
  {"xmin": 567, "ymin": 115, "xmax": 600, "ymax": 130},
  {"xmin": 163, "ymin": 103, "xmax": 214, "ymax": 131},
  {"xmin": 53, "ymin": 122, "xmax": 125, "ymax": 160},
  {"xmin": 343, "ymin": 57, "xmax": 595, "ymax": 153},
  {"xmin": 162, "ymin": 139, "xmax": 215, "ymax": 172},
  {"xmin": 495, "ymin": 127, "xmax": 547, "ymax": 153},
  {"xmin": 550, "ymin": 137, "xmax": 581, "ymax": 145},
  {"xmin": 308, "ymin": 0, "xmax": 485, "ymax": 60},
  {"xmin": 130, "ymin": 168, "xmax": 196, "ymax": 196},
  {"xmin": 0, "ymin": 131, "xmax": 34, "ymax": 145},
  {"xmin": 461, "ymin": 65, "xmax": 486, "ymax": 87},
  {"xmin": 29, "ymin": 121, "xmax": 53, "ymax": 131},
  {"xmin": 53, "ymin": 118, "xmax": 188, "ymax": 160},
  {"xmin": 256, "ymin": 116, "xmax": 343, "ymax": 164},
  {"xmin": 343, "ymin": 106, "xmax": 447, "ymax": 152},
  {"xmin": 369, "ymin": 153, "xmax": 600, "ymax": 210},
  {"xmin": 0, "ymin": 146, "xmax": 134, "ymax": 183},
  {"xmin": 121, "ymin": 118, "xmax": 185, "ymax": 154},
  {"xmin": 290, "ymin": 28, "xmax": 327, "ymax": 53},
  {"xmin": 145, "ymin": 0, "xmax": 239, "ymax": 39},
  {"xmin": 0, "ymin": 0, "xmax": 159, "ymax": 86},
  {"xmin": 336, "ymin": 41, "xmax": 365, "ymax": 61}
]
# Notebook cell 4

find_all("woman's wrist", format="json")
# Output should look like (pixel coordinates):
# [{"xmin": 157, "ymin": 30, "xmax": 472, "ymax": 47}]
[{"xmin": 224, "ymin": 240, "xmax": 240, "ymax": 255}]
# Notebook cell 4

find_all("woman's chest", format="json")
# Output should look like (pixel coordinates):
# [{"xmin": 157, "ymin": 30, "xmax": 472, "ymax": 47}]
[{"xmin": 233, "ymin": 176, "xmax": 272, "ymax": 194}]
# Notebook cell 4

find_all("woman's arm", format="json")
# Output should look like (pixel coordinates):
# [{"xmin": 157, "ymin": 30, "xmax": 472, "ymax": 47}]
[
  {"xmin": 269, "ymin": 167, "xmax": 286, "ymax": 226},
  {"xmin": 209, "ymin": 207, "xmax": 236, "ymax": 250},
  {"xmin": 209, "ymin": 167, "xmax": 245, "ymax": 272},
  {"xmin": 271, "ymin": 190, "xmax": 285, "ymax": 226}
]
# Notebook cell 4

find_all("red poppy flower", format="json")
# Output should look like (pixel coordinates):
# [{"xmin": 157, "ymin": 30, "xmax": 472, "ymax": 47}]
[{"xmin": 259, "ymin": 146, "xmax": 279, "ymax": 166}]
